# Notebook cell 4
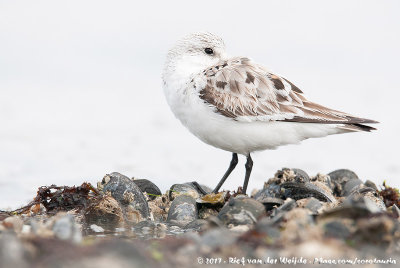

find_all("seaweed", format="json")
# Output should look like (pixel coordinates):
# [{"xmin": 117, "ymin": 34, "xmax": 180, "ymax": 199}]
[{"xmin": 378, "ymin": 181, "xmax": 400, "ymax": 208}]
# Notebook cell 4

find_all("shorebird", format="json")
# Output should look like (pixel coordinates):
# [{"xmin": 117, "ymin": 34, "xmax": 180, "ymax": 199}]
[{"xmin": 162, "ymin": 32, "xmax": 377, "ymax": 195}]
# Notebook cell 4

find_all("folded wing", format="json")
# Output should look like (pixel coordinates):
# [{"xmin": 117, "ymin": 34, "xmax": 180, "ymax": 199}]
[{"xmin": 199, "ymin": 57, "xmax": 377, "ymax": 131}]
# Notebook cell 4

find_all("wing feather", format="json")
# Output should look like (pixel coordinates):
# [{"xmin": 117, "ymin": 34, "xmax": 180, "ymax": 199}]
[{"xmin": 198, "ymin": 57, "xmax": 378, "ymax": 129}]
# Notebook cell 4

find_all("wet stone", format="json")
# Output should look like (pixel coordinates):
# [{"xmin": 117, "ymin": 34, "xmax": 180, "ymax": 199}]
[
  {"xmin": 270, "ymin": 198, "xmax": 297, "ymax": 223},
  {"xmin": 169, "ymin": 182, "xmax": 207, "ymax": 200},
  {"xmin": 348, "ymin": 187, "xmax": 386, "ymax": 211},
  {"xmin": 253, "ymin": 183, "xmax": 282, "ymax": 201},
  {"xmin": 184, "ymin": 219, "xmax": 208, "ymax": 231},
  {"xmin": 198, "ymin": 207, "xmax": 219, "ymax": 220},
  {"xmin": 218, "ymin": 196, "xmax": 266, "ymax": 227},
  {"xmin": 200, "ymin": 228, "xmax": 238, "ymax": 249},
  {"xmin": 132, "ymin": 220, "xmax": 167, "ymax": 238},
  {"xmin": 365, "ymin": 180, "xmax": 378, "ymax": 191},
  {"xmin": 101, "ymin": 172, "xmax": 150, "ymax": 223},
  {"xmin": 328, "ymin": 169, "xmax": 359, "ymax": 196},
  {"xmin": 320, "ymin": 194, "xmax": 383, "ymax": 219},
  {"xmin": 0, "ymin": 232, "xmax": 28, "ymax": 268},
  {"xmin": 52, "ymin": 213, "xmax": 82, "ymax": 243},
  {"xmin": 167, "ymin": 195, "xmax": 198, "ymax": 227},
  {"xmin": 272, "ymin": 198, "xmax": 297, "ymax": 215},
  {"xmin": 304, "ymin": 197, "xmax": 323, "ymax": 215},
  {"xmin": 84, "ymin": 194, "xmax": 124, "ymax": 230},
  {"xmin": 90, "ymin": 224, "xmax": 105, "ymax": 233},
  {"xmin": 254, "ymin": 217, "xmax": 281, "ymax": 239},
  {"xmin": 257, "ymin": 197, "xmax": 284, "ymax": 211},
  {"xmin": 292, "ymin": 168, "xmax": 310, "ymax": 183},
  {"xmin": 324, "ymin": 221, "xmax": 352, "ymax": 240},
  {"xmin": 343, "ymin": 178, "xmax": 364, "ymax": 196},
  {"xmin": 196, "ymin": 191, "xmax": 227, "ymax": 206},
  {"xmin": 281, "ymin": 182, "xmax": 336, "ymax": 202},
  {"xmin": 2, "ymin": 216, "xmax": 23, "ymax": 233},
  {"xmin": 389, "ymin": 204, "xmax": 400, "ymax": 218},
  {"xmin": 354, "ymin": 216, "xmax": 400, "ymax": 248},
  {"xmin": 132, "ymin": 178, "xmax": 162, "ymax": 200}
]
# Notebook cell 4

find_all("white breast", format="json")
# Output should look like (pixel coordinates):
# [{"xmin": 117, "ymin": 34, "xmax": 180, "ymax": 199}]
[{"xmin": 163, "ymin": 74, "xmax": 344, "ymax": 156}]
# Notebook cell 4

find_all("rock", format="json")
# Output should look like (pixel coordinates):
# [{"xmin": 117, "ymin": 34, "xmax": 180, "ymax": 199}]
[
  {"xmin": 304, "ymin": 197, "xmax": 323, "ymax": 215},
  {"xmin": 254, "ymin": 217, "xmax": 281, "ymax": 239},
  {"xmin": 328, "ymin": 169, "xmax": 359, "ymax": 196},
  {"xmin": 184, "ymin": 219, "xmax": 208, "ymax": 231},
  {"xmin": 133, "ymin": 220, "xmax": 167, "ymax": 238},
  {"xmin": 218, "ymin": 196, "xmax": 266, "ymax": 226},
  {"xmin": 389, "ymin": 204, "xmax": 400, "ymax": 218},
  {"xmin": 281, "ymin": 182, "xmax": 336, "ymax": 202},
  {"xmin": 84, "ymin": 194, "xmax": 124, "ymax": 230},
  {"xmin": 270, "ymin": 198, "xmax": 297, "ymax": 223},
  {"xmin": 0, "ymin": 231, "xmax": 28, "ymax": 268},
  {"xmin": 2, "ymin": 216, "xmax": 23, "ymax": 233},
  {"xmin": 196, "ymin": 191, "xmax": 227, "ymax": 206},
  {"xmin": 90, "ymin": 224, "xmax": 105, "ymax": 233},
  {"xmin": 342, "ymin": 178, "xmax": 363, "ymax": 196},
  {"xmin": 101, "ymin": 172, "xmax": 150, "ymax": 223},
  {"xmin": 132, "ymin": 178, "xmax": 162, "ymax": 200},
  {"xmin": 167, "ymin": 195, "xmax": 198, "ymax": 227},
  {"xmin": 253, "ymin": 183, "xmax": 281, "ymax": 200},
  {"xmin": 198, "ymin": 207, "xmax": 219, "ymax": 219},
  {"xmin": 148, "ymin": 195, "xmax": 169, "ymax": 222},
  {"xmin": 323, "ymin": 221, "xmax": 352, "ymax": 239},
  {"xmin": 267, "ymin": 168, "xmax": 302, "ymax": 185},
  {"xmin": 292, "ymin": 168, "xmax": 310, "ymax": 182},
  {"xmin": 52, "ymin": 213, "xmax": 82, "ymax": 243},
  {"xmin": 200, "ymin": 228, "xmax": 238, "ymax": 249},
  {"xmin": 169, "ymin": 182, "xmax": 207, "ymax": 200},
  {"xmin": 354, "ymin": 216, "xmax": 400, "ymax": 248},
  {"xmin": 364, "ymin": 180, "xmax": 378, "ymax": 191},
  {"xmin": 347, "ymin": 187, "xmax": 386, "ymax": 211},
  {"xmin": 256, "ymin": 197, "xmax": 284, "ymax": 211},
  {"xmin": 320, "ymin": 194, "xmax": 384, "ymax": 219}
]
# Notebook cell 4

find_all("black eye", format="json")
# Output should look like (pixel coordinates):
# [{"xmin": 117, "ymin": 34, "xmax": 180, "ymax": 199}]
[{"xmin": 204, "ymin": 48, "xmax": 214, "ymax": 55}]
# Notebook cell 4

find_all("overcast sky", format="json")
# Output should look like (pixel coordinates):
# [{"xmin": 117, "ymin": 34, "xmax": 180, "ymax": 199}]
[{"xmin": 1, "ymin": 0, "xmax": 399, "ymax": 208}]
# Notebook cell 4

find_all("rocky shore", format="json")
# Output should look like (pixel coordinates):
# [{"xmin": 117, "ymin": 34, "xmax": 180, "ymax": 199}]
[{"xmin": 1, "ymin": 168, "xmax": 399, "ymax": 267}]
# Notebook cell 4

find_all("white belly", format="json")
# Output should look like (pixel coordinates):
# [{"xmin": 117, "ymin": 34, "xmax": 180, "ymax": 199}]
[{"xmin": 164, "ymin": 82, "xmax": 343, "ymax": 156}]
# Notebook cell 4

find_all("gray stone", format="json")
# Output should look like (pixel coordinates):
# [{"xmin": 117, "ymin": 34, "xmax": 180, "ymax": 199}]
[
  {"xmin": 169, "ymin": 182, "xmax": 207, "ymax": 200},
  {"xmin": 328, "ymin": 169, "xmax": 359, "ymax": 196},
  {"xmin": 218, "ymin": 196, "xmax": 266, "ymax": 226},
  {"xmin": 52, "ymin": 214, "xmax": 82, "ymax": 243},
  {"xmin": 281, "ymin": 182, "xmax": 336, "ymax": 202},
  {"xmin": 132, "ymin": 178, "xmax": 162, "ymax": 200},
  {"xmin": 305, "ymin": 197, "xmax": 323, "ymax": 214},
  {"xmin": 324, "ymin": 221, "xmax": 351, "ymax": 239},
  {"xmin": 101, "ymin": 172, "xmax": 150, "ymax": 222},
  {"xmin": 343, "ymin": 178, "xmax": 363, "ymax": 196},
  {"xmin": 167, "ymin": 195, "xmax": 198, "ymax": 227}
]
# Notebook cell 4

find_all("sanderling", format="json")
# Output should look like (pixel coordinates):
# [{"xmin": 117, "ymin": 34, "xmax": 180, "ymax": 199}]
[{"xmin": 162, "ymin": 32, "xmax": 377, "ymax": 194}]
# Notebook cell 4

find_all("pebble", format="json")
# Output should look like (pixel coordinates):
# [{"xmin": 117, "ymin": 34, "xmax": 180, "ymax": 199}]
[
  {"xmin": 132, "ymin": 178, "xmax": 162, "ymax": 200},
  {"xmin": 101, "ymin": 172, "xmax": 150, "ymax": 223},
  {"xmin": 52, "ymin": 213, "xmax": 82, "ymax": 243},
  {"xmin": 328, "ymin": 169, "xmax": 359, "ymax": 196},
  {"xmin": 2, "ymin": 216, "xmax": 23, "ymax": 233},
  {"xmin": 218, "ymin": 196, "xmax": 265, "ymax": 226},
  {"xmin": 169, "ymin": 182, "xmax": 207, "ymax": 200},
  {"xmin": 167, "ymin": 195, "xmax": 198, "ymax": 227},
  {"xmin": 90, "ymin": 224, "xmax": 105, "ymax": 233}
]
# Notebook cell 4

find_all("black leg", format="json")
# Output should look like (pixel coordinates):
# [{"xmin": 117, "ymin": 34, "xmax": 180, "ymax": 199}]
[
  {"xmin": 242, "ymin": 154, "xmax": 253, "ymax": 195},
  {"xmin": 212, "ymin": 153, "xmax": 238, "ymax": 193}
]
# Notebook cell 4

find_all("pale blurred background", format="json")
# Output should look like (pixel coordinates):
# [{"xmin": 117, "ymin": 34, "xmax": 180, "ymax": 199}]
[{"xmin": 1, "ymin": 0, "xmax": 399, "ymax": 209}]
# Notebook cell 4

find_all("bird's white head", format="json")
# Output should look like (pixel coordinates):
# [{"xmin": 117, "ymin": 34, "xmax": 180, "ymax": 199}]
[{"xmin": 162, "ymin": 32, "xmax": 226, "ymax": 84}]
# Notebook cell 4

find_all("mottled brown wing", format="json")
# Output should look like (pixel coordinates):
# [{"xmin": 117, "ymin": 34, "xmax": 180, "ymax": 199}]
[{"xmin": 199, "ymin": 57, "xmax": 377, "ymax": 126}]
